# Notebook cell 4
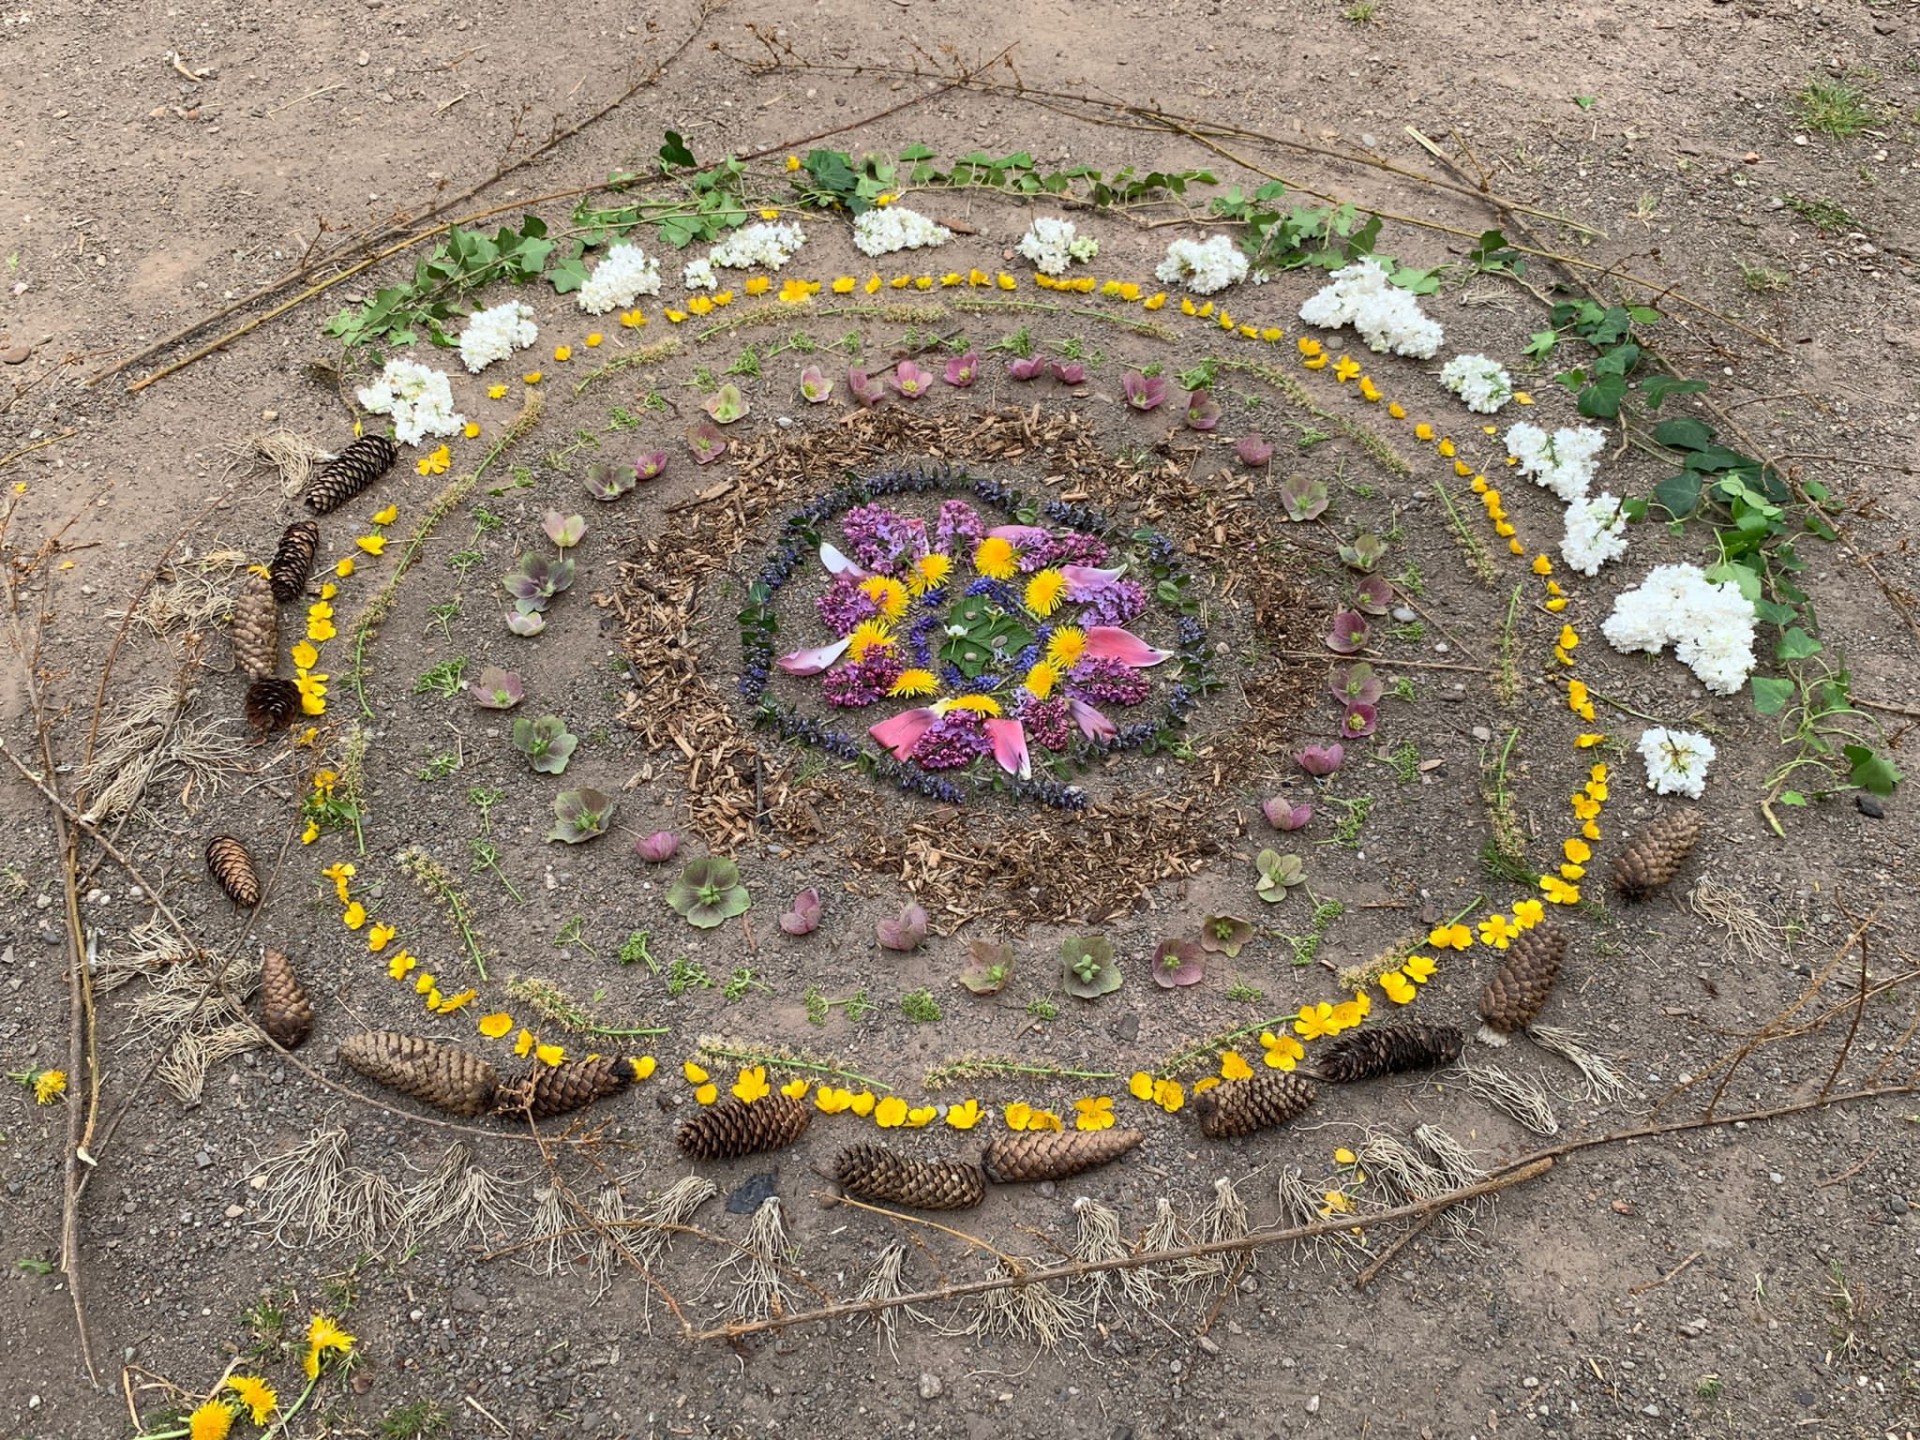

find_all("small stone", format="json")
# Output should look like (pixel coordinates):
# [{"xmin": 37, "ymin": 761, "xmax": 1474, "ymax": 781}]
[
  {"xmin": 1195, "ymin": 1335, "xmax": 1220, "ymax": 1356},
  {"xmin": 0, "ymin": 345, "xmax": 32, "ymax": 365},
  {"xmin": 223, "ymin": 1204, "xmax": 244, "ymax": 1219},
  {"xmin": 1888, "ymin": 1195, "xmax": 1909, "ymax": 1215},
  {"xmin": 1471, "ymin": 726, "xmax": 1492, "ymax": 742},
  {"xmin": 1305, "ymin": 1395, "xmax": 1320, "ymax": 1414},
  {"xmin": 1390, "ymin": 605, "xmax": 1415, "ymax": 622},
  {"xmin": 1857, "ymin": 795, "xmax": 1885, "ymax": 819},
  {"xmin": 1523, "ymin": 1376, "xmax": 1539, "ymax": 1389},
  {"xmin": 1678, "ymin": 1317, "xmax": 1708, "ymax": 1337},
  {"xmin": 1113, "ymin": 1012, "xmax": 1140, "ymax": 1043},
  {"xmin": 194, "ymin": 1151, "xmax": 212, "ymax": 1170},
  {"xmin": 917, "ymin": 1373, "xmax": 942, "ymax": 1400}
]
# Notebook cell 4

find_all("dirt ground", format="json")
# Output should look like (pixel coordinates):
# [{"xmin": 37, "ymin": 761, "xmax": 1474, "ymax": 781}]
[{"xmin": 4, "ymin": 1, "xmax": 1920, "ymax": 1437}]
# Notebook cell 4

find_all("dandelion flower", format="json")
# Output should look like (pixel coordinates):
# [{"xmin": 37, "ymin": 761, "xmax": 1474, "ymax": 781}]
[
  {"xmin": 859, "ymin": 575, "xmax": 909, "ymax": 621},
  {"xmin": 302, "ymin": 1314, "xmax": 355, "ymax": 1380},
  {"xmin": 225, "ymin": 1375, "xmax": 277, "ymax": 1425},
  {"xmin": 1024, "ymin": 568, "xmax": 1068, "ymax": 617},
  {"xmin": 1046, "ymin": 625, "xmax": 1087, "ymax": 668},
  {"xmin": 845, "ymin": 619, "xmax": 895, "ymax": 661},
  {"xmin": 32, "ymin": 1069, "xmax": 68, "ymax": 1104},
  {"xmin": 188, "ymin": 1400, "xmax": 235, "ymax": 1440},
  {"xmin": 947, "ymin": 694, "xmax": 1002, "ymax": 717},
  {"xmin": 889, "ymin": 668, "xmax": 939, "ymax": 698},
  {"xmin": 972, "ymin": 536, "xmax": 1018, "ymax": 581},
  {"xmin": 909, "ymin": 552, "xmax": 953, "ymax": 595},
  {"xmin": 1022, "ymin": 661, "xmax": 1059, "ymax": 699}
]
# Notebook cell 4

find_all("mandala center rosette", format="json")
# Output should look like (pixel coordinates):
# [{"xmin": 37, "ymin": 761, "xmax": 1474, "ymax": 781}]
[{"xmin": 737, "ymin": 465, "xmax": 1211, "ymax": 809}]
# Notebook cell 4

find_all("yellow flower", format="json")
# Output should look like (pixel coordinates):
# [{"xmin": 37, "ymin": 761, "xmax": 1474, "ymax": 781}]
[
  {"xmin": 908, "ymin": 551, "xmax": 953, "ymax": 595},
  {"xmin": 1437, "ymin": 438, "xmax": 1457, "ymax": 458},
  {"xmin": 1302, "ymin": 353, "xmax": 1328, "ymax": 370},
  {"xmin": 813, "ymin": 1085, "xmax": 852, "ymax": 1114},
  {"xmin": 1387, "ymin": 401, "xmax": 1407, "ymax": 419},
  {"xmin": 1023, "ymin": 568, "xmax": 1068, "ymax": 617},
  {"xmin": 686, "ymin": 296, "xmax": 714, "ymax": 317},
  {"xmin": 319, "ymin": 581, "xmax": 338, "ymax": 600},
  {"xmin": 864, "ymin": 273, "xmax": 883, "ymax": 295},
  {"xmin": 306, "ymin": 614, "xmax": 337, "ymax": 642},
  {"xmin": 1477, "ymin": 913, "xmax": 1518, "ymax": 949},
  {"xmin": 515, "ymin": 1029, "xmax": 535, "ymax": 1057},
  {"xmin": 366, "ymin": 922, "xmax": 396, "ymax": 952},
  {"xmin": 1074, "ymin": 1096, "xmax": 1116, "ymax": 1131},
  {"xmin": 1428, "ymin": 923, "xmax": 1473, "ymax": 951},
  {"xmin": 1515, "ymin": 391, "xmax": 1534, "ymax": 405},
  {"xmin": 1381, "ymin": 971, "xmax": 1416, "ymax": 1004},
  {"xmin": 1567, "ymin": 679, "xmax": 1593, "ymax": 717},
  {"xmin": 225, "ymin": 1375, "xmax": 277, "ymax": 1425},
  {"xmin": 342, "ymin": 901, "xmax": 367, "ymax": 930},
  {"xmin": 1351, "ymin": 989, "xmax": 1372, "ymax": 1019},
  {"xmin": 333, "ymin": 556, "xmax": 355, "ymax": 578},
  {"xmin": 584, "ymin": 332, "xmax": 603, "ymax": 347},
  {"xmin": 1128, "ymin": 1071, "xmax": 1155, "ymax": 1102},
  {"xmin": 1295, "ymin": 1002, "xmax": 1336, "ymax": 1040},
  {"xmin": 1192, "ymin": 1076, "xmax": 1221, "ymax": 1096},
  {"xmin": 1510, "ymin": 900, "xmax": 1546, "ymax": 930},
  {"xmin": 32, "ymin": 1069, "xmax": 68, "ymax": 1104},
  {"xmin": 1152, "ymin": 1078, "xmax": 1184, "ymax": 1113},
  {"xmin": 414, "ymin": 445, "xmax": 450, "ymax": 477},
  {"xmin": 1026, "ymin": 1108, "xmax": 1063, "ymax": 1131},
  {"xmin": 779, "ymin": 1078, "xmax": 808, "ymax": 1100},
  {"xmin": 1540, "ymin": 875, "xmax": 1582, "ymax": 906},
  {"xmin": 1260, "ymin": 326, "xmax": 1284, "ymax": 343},
  {"xmin": 188, "ymin": 1399, "xmax": 235, "ymax": 1440},
  {"xmin": 303, "ymin": 1315, "xmax": 355, "ymax": 1379},
  {"xmin": 1022, "ymin": 661, "xmax": 1059, "ymax": 699},
  {"xmin": 413, "ymin": 972, "xmax": 436, "ymax": 995},
  {"xmin": 487, "ymin": 383, "xmax": 509, "ymax": 399},
  {"xmin": 478, "ymin": 1012, "xmax": 513, "ymax": 1039},
  {"xmin": 322, "ymin": 861, "xmax": 356, "ymax": 904},
  {"xmin": 1531, "ymin": 554, "xmax": 1554, "ymax": 576},
  {"xmin": 972, "ymin": 535, "xmax": 1018, "ymax": 580},
  {"xmin": 1328, "ymin": 1000, "xmax": 1362, "ymax": 1031},
  {"xmin": 848, "ymin": 1091, "xmax": 876, "ymax": 1117},
  {"xmin": 1004, "ymin": 1101, "xmax": 1034, "ymax": 1131},
  {"xmin": 1575, "ymin": 733, "xmax": 1608, "ymax": 749},
  {"xmin": 619, "ymin": 309, "xmax": 646, "ymax": 328},
  {"xmin": 694, "ymin": 1082, "xmax": 719, "ymax": 1105},
  {"xmin": 846, "ymin": 619, "xmax": 895, "ymax": 661},
  {"xmin": 1219, "ymin": 1050, "xmax": 1253, "ymax": 1081},
  {"xmin": 386, "ymin": 951, "xmax": 416, "ymax": 981},
  {"xmin": 1297, "ymin": 337, "xmax": 1324, "ymax": 357},
  {"xmin": 1563, "ymin": 838, "xmax": 1593, "ymax": 864},
  {"xmin": 1560, "ymin": 862, "xmax": 1587, "ymax": 881},
  {"xmin": 1046, "ymin": 625, "xmax": 1087, "ymax": 669},
  {"xmin": 1582, "ymin": 820, "xmax": 1602, "ymax": 842},
  {"xmin": 300, "ymin": 821, "xmax": 320, "ymax": 845},
  {"xmin": 859, "ymin": 574, "xmax": 910, "ymax": 621},
  {"xmin": 786, "ymin": 154, "xmax": 801, "ymax": 171},
  {"xmin": 1358, "ymin": 376, "xmax": 1383, "ymax": 403},
  {"xmin": 1142, "ymin": 292, "xmax": 1167, "ymax": 311},
  {"xmin": 1260, "ymin": 1032, "xmax": 1305, "ymax": 1069},
  {"xmin": 889, "ymin": 275, "xmax": 911, "ymax": 290},
  {"xmin": 941, "ymin": 272, "xmax": 965, "ymax": 287},
  {"xmin": 294, "ymin": 667, "xmax": 329, "ymax": 716},
  {"xmin": 996, "ymin": 272, "xmax": 1017, "ymax": 291},
  {"xmin": 1195, "ymin": 300, "xmax": 1213, "ymax": 318},
  {"xmin": 1332, "ymin": 356, "xmax": 1361, "ymax": 383},
  {"xmin": 1557, "ymin": 625, "xmax": 1580, "ymax": 653},
  {"xmin": 831, "ymin": 276, "xmax": 856, "ymax": 294},
  {"xmin": 889, "ymin": 669, "xmax": 939, "ymax": 699},
  {"xmin": 1321, "ymin": 1190, "xmax": 1354, "ymax": 1215},
  {"xmin": 436, "ymin": 988, "xmax": 475, "ymax": 1015},
  {"xmin": 631, "ymin": 1056, "xmax": 658, "ymax": 1080},
  {"xmin": 732, "ymin": 1065, "xmax": 771, "ymax": 1104},
  {"xmin": 905, "ymin": 1104, "xmax": 937, "ymax": 1128},
  {"xmin": 523, "ymin": 369, "xmax": 543, "ymax": 383},
  {"xmin": 1402, "ymin": 953, "xmax": 1436, "ymax": 983},
  {"xmin": 683, "ymin": 1060, "xmax": 709, "ymax": 1085},
  {"xmin": 1471, "ymin": 475, "xmax": 1491, "ymax": 495},
  {"xmin": 1590, "ymin": 761, "xmax": 1610, "ymax": 783},
  {"xmin": 1586, "ymin": 779, "xmax": 1610, "ymax": 803},
  {"xmin": 1571, "ymin": 792, "xmax": 1602, "ymax": 822},
  {"xmin": 1494, "ymin": 521, "xmax": 1517, "ymax": 539},
  {"xmin": 356, "ymin": 534, "xmax": 388, "ymax": 556},
  {"xmin": 946, "ymin": 694, "xmax": 1002, "ymax": 717},
  {"xmin": 371, "ymin": 503, "xmax": 398, "ymax": 526}
]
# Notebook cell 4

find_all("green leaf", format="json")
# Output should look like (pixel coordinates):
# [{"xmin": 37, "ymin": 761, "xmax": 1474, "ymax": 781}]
[
  {"xmin": 1750, "ymin": 675, "xmax": 1795, "ymax": 715},
  {"xmin": 659, "ymin": 130, "xmax": 696, "ymax": 169},
  {"xmin": 1639, "ymin": 374, "xmax": 1709, "ymax": 410},
  {"xmin": 1652, "ymin": 472, "xmax": 1701, "ymax": 519},
  {"xmin": 1573, "ymin": 95, "xmax": 1597, "ymax": 109},
  {"xmin": 1778, "ymin": 790, "xmax": 1808, "ymax": 807},
  {"xmin": 547, "ymin": 253, "xmax": 589, "ymax": 295},
  {"xmin": 1844, "ymin": 744, "xmax": 1903, "ymax": 797},
  {"xmin": 1776, "ymin": 627, "xmax": 1823, "ymax": 661},
  {"xmin": 1524, "ymin": 330, "xmax": 1559, "ymax": 360},
  {"xmin": 1652, "ymin": 417, "xmax": 1714, "ymax": 452},
  {"xmin": 1577, "ymin": 373, "xmax": 1627, "ymax": 419},
  {"xmin": 1752, "ymin": 598, "xmax": 1798, "ymax": 625}
]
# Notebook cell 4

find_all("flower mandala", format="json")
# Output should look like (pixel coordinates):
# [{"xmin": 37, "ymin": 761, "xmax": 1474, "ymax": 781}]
[{"xmin": 739, "ymin": 464, "xmax": 1211, "ymax": 808}]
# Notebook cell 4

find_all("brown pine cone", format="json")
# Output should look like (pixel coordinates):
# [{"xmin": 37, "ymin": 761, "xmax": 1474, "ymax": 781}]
[
  {"xmin": 496, "ymin": 1056, "xmax": 634, "ymax": 1120},
  {"xmin": 258, "ymin": 949, "xmax": 313, "ymax": 1049},
  {"xmin": 1196, "ymin": 1072, "xmax": 1317, "ymax": 1139},
  {"xmin": 1477, "ymin": 922, "xmax": 1569, "ymax": 1043},
  {"xmin": 675, "ymin": 1095, "xmax": 811, "ymax": 1162},
  {"xmin": 1312, "ymin": 1021, "xmax": 1465, "ymax": 1084},
  {"xmin": 1610, "ymin": 808, "xmax": 1704, "ymax": 902},
  {"xmin": 305, "ymin": 435, "xmax": 397, "ymax": 515},
  {"xmin": 230, "ymin": 571, "xmax": 279, "ymax": 681},
  {"xmin": 338, "ymin": 1031, "xmax": 499, "ymax": 1116},
  {"xmin": 244, "ymin": 677, "xmax": 302, "ymax": 733},
  {"xmin": 205, "ymin": 834, "xmax": 261, "ymax": 908},
  {"xmin": 981, "ymin": 1127, "xmax": 1143, "ymax": 1184},
  {"xmin": 267, "ymin": 520, "xmax": 320, "ymax": 602},
  {"xmin": 831, "ymin": 1144, "xmax": 987, "ymax": 1210}
]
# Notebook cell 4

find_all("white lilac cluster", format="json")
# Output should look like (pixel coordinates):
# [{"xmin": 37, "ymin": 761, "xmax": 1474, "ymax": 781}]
[
  {"xmin": 708, "ymin": 220, "xmax": 807, "ymax": 271},
  {"xmin": 1602, "ymin": 562, "xmax": 1758, "ymax": 696},
  {"xmin": 456, "ymin": 300, "xmax": 537, "ymax": 375},
  {"xmin": 1504, "ymin": 420, "xmax": 1607, "ymax": 503},
  {"xmin": 1438, "ymin": 353, "xmax": 1513, "ymax": 414},
  {"xmin": 682, "ymin": 257, "xmax": 718, "ymax": 292},
  {"xmin": 1297, "ymin": 258, "xmax": 1443, "ymax": 358},
  {"xmin": 355, "ymin": 358, "xmax": 463, "ymax": 447},
  {"xmin": 852, "ymin": 205, "xmax": 953, "ymax": 257},
  {"xmin": 1637, "ymin": 727, "xmax": 1717, "ymax": 799},
  {"xmin": 1153, "ymin": 233, "xmax": 1249, "ymax": 295},
  {"xmin": 1560, "ymin": 491, "xmax": 1629, "ymax": 576},
  {"xmin": 577, "ymin": 242, "xmax": 662, "ymax": 315},
  {"xmin": 1016, "ymin": 216, "xmax": 1098, "ymax": 276}
]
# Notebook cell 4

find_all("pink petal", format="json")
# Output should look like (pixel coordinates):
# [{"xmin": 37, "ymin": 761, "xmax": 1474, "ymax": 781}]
[
  {"xmin": 776, "ymin": 636, "xmax": 852, "ymax": 675},
  {"xmin": 868, "ymin": 706, "xmax": 941, "ymax": 760},
  {"xmin": 1067, "ymin": 697, "xmax": 1117, "ymax": 742},
  {"xmin": 819, "ymin": 542, "xmax": 868, "ymax": 578},
  {"xmin": 987, "ymin": 524, "xmax": 1052, "ymax": 548},
  {"xmin": 985, "ymin": 717, "xmax": 1031, "ymax": 780},
  {"xmin": 1083, "ymin": 626, "xmax": 1174, "ymax": 668},
  {"xmin": 1061, "ymin": 563, "xmax": 1126, "ymax": 599}
]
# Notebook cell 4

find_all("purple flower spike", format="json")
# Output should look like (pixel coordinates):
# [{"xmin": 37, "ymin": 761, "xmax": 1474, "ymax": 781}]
[
  {"xmin": 1234, "ymin": 433, "xmax": 1274, "ymax": 467},
  {"xmin": 943, "ymin": 351, "xmax": 979, "ymax": 388},
  {"xmin": 1183, "ymin": 388, "xmax": 1221, "ymax": 432},
  {"xmin": 799, "ymin": 364, "xmax": 834, "ymax": 404},
  {"xmin": 1007, "ymin": 356, "xmax": 1047, "ymax": 382},
  {"xmin": 1262, "ymin": 797, "xmax": 1313, "ymax": 831},
  {"xmin": 634, "ymin": 830, "xmax": 680, "ymax": 864},
  {"xmin": 1152, "ymin": 938, "xmax": 1206, "ymax": 989},
  {"xmin": 1048, "ymin": 360, "xmax": 1088, "ymax": 385},
  {"xmin": 634, "ymin": 450, "xmax": 669, "ymax": 482},
  {"xmin": 1341, "ymin": 702, "xmax": 1378, "ymax": 738},
  {"xmin": 1329, "ymin": 662, "xmax": 1383, "ymax": 708},
  {"xmin": 1298, "ymin": 743, "xmax": 1345, "ymax": 778},
  {"xmin": 1123, "ymin": 371, "xmax": 1167, "ymax": 412},
  {"xmin": 848, "ymin": 366, "xmax": 887, "ymax": 407},
  {"xmin": 687, "ymin": 419, "xmax": 727, "ymax": 465},
  {"xmin": 892, "ymin": 359, "xmax": 933, "ymax": 398},
  {"xmin": 1325, "ymin": 609, "xmax": 1370, "ymax": 655},
  {"xmin": 1354, "ymin": 574, "xmax": 1394, "ymax": 615}
]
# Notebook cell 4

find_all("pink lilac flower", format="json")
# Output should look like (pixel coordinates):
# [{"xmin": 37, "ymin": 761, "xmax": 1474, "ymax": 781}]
[
  {"xmin": 1068, "ymin": 656, "xmax": 1151, "ymax": 707},
  {"xmin": 1019, "ymin": 693, "xmax": 1073, "ymax": 751},
  {"xmin": 1024, "ymin": 532, "xmax": 1112, "ymax": 571},
  {"xmin": 934, "ymin": 500, "xmax": 984, "ymax": 555},
  {"xmin": 1076, "ymin": 579, "xmax": 1148, "ymax": 627},
  {"xmin": 816, "ymin": 574, "xmax": 881, "ymax": 635},
  {"xmin": 912, "ymin": 710, "xmax": 992, "ymax": 769},
  {"xmin": 841, "ymin": 503, "xmax": 927, "ymax": 574},
  {"xmin": 822, "ymin": 652, "xmax": 905, "ymax": 708}
]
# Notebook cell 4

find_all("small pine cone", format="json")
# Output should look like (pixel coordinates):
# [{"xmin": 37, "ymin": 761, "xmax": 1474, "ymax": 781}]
[
  {"xmin": 230, "ymin": 571, "xmax": 279, "ymax": 680},
  {"xmin": 981, "ymin": 1128, "xmax": 1143, "ymax": 1184},
  {"xmin": 675, "ymin": 1095, "xmax": 811, "ymax": 1162},
  {"xmin": 204, "ymin": 834, "xmax": 261, "ymax": 908},
  {"xmin": 496, "ymin": 1056, "xmax": 634, "ymax": 1120},
  {"xmin": 267, "ymin": 520, "xmax": 320, "ymax": 602},
  {"xmin": 305, "ymin": 435, "xmax": 397, "ymax": 515},
  {"xmin": 338, "ymin": 1031, "xmax": 500, "ymax": 1116},
  {"xmin": 244, "ymin": 677, "xmax": 302, "ymax": 732},
  {"xmin": 1610, "ymin": 808, "xmax": 1704, "ymax": 902},
  {"xmin": 831, "ymin": 1144, "xmax": 987, "ymax": 1210},
  {"xmin": 1314, "ymin": 1021, "xmax": 1465, "ymax": 1084},
  {"xmin": 1477, "ymin": 923, "xmax": 1570, "ymax": 1044},
  {"xmin": 1196, "ymin": 1072, "xmax": 1317, "ymax": 1139},
  {"xmin": 258, "ymin": 949, "xmax": 314, "ymax": 1049}
]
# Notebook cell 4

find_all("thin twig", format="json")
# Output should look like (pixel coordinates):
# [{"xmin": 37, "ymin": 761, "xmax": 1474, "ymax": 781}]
[{"xmin": 1627, "ymin": 1249, "xmax": 1702, "ymax": 1296}]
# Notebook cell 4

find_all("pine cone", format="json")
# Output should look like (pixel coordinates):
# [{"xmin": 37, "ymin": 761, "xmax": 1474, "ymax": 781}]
[
  {"xmin": 338, "ymin": 1031, "xmax": 499, "ymax": 1116},
  {"xmin": 205, "ymin": 834, "xmax": 261, "ymax": 908},
  {"xmin": 1313, "ymin": 1021, "xmax": 1465, "ymax": 1084},
  {"xmin": 230, "ymin": 571, "xmax": 279, "ymax": 680},
  {"xmin": 1196, "ymin": 1072, "xmax": 1317, "ymax": 1139},
  {"xmin": 305, "ymin": 435, "xmax": 397, "ymax": 515},
  {"xmin": 981, "ymin": 1128, "xmax": 1143, "ymax": 1184},
  {"xmin": 496, "ymin": 1056, "xmax": 634, "ymax": 1120},
  {"xmin": 1478, "ymin": 923, "xmax": 1569, "ymax": 1043},
  {"xmin": 1610, "ymin": 808, "xmax": 1704, "ymax": 902},
  {"xmin": 267, "ymin": 520, "xmax": 320, "ymax": 602},
  {"xmin": 675, "ymin": 1096, "xmax": 811, "ymax": 1162},
  {"xmin": 258, "ymin": 949, "xmax": 314, "ymax": 1049},
  {"xmin": 831, "ymin": 1144, "xmax": 987, "ymax": 1210},
  {"xmin": 244, "ymin": 677, "xmax": 302, "ymax": 732}
]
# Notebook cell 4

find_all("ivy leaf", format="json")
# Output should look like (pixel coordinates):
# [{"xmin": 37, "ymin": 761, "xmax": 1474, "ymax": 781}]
[
  {"xmin": 547, "ymin": 253, "xmax": 590, "ymax": 295},
  {"xmin": 1651, "ymin": 472, "xmax": 1702, "ymax": 519},
  {"xmin": 1844, "ymin": 745, "xmax": 1903, "ymax": 797},
  {"xmin": 1653, "ymin": 417, "xmax": 1715, "ymax": 453},
  {"xmin": 1523, "ymin": 330, "xmax": 1559, "ymax": 360},
  {"xmin": 1750, "ymin": 676, "xmax": 1795, "ymax": 715},
  {"xmin": 659, "ymin": 130, "xmax": 696, "ymax": 169},
  {"xmin": 1775, "ymin": 628, "xmax": 1823, "ymax": 661},
  {"xmin": 1577, "ymin": 373, "xmax": 1627, "ymax": 419},
  {"xmin": 1639, "ymin": 374, "xmax": 1710, "ymax": 410}
]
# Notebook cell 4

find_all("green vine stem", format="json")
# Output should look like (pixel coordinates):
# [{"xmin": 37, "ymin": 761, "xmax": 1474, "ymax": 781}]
[
  {"xmin": 920, "ymin": 1056, "xmax": 1124, "ymax": 1092},
  {"xmin": 696, "ymin": 1037, "xmax": 891, "ymax": 1093}
]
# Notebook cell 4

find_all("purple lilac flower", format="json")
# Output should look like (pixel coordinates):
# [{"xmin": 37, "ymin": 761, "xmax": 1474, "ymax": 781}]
[
  {"xmin": 1076, "ymin": 579, "xmax": 1148, "ymax": 627},
  {"xmin": 1019, "ymin": 694, "xmax": 1073, "ymax": 751},
  {"xmin": 822, "ymin": 652, "xmax": 905, "ymax": 708},
  {"xmin": 911, "ymin": 710, "xmax": 992, "ymax": 770},
  {"xmin": 816, "ymin": 575, "xmax": 881, "ymax": 636},
  {"xmin": 1025, "ymin": 532, "xmax": 1111, "ymax": 571},
  {"xmin": 841, "ymin": 503, "xmax": 926, "ymax": 574},
  {"xmin": 934, "ymin": 500, "xmax": 984, "ymax": 556},
  {"xmin": 1068, "ymin": 657, "xmax": 1151, "ymax": 707}
]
